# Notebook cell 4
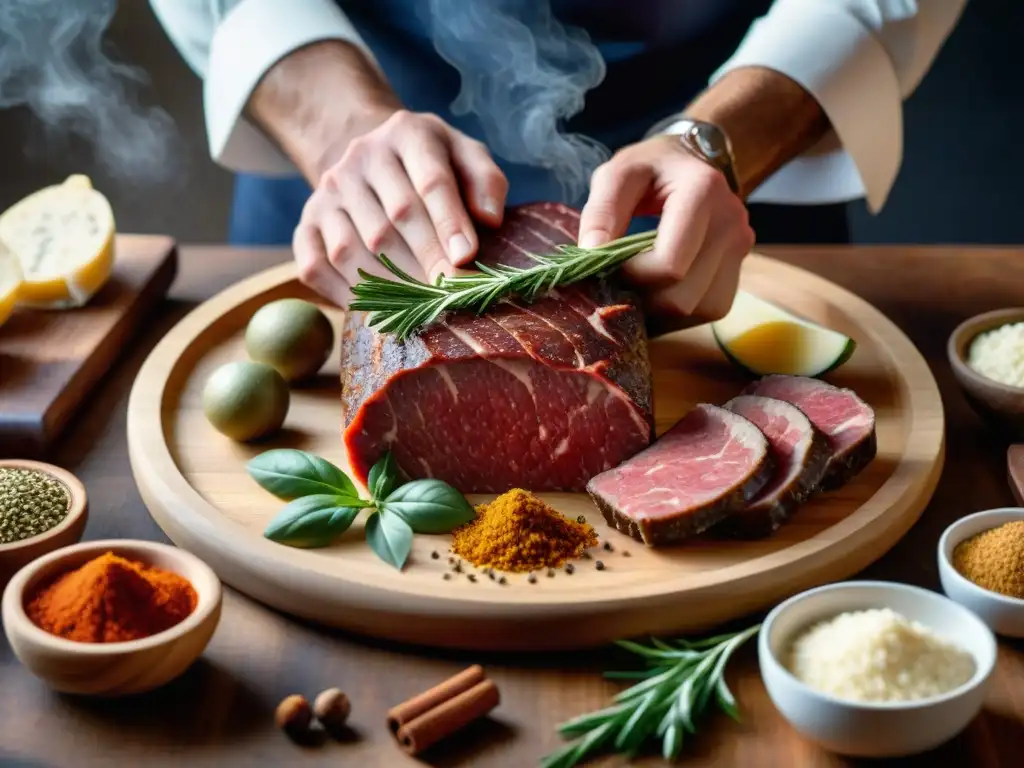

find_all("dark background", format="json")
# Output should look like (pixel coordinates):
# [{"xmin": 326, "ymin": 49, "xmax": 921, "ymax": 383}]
[{"xmin": 0, "ymin": 0, "xmax": 1018, "ymax": 245}]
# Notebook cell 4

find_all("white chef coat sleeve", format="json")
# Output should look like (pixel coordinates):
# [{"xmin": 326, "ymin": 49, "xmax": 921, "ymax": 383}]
[
  {"xmin": 149, "ymin": 0, "xmax": 377, "ymax": 176},
  {"xmin": 653, "ymin": 0, "xmax": 968, "ymax": 212}
]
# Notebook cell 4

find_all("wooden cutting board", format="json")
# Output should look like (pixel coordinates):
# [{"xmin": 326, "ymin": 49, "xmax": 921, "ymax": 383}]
[
  {"xmin": 1, "ymin": 235, "xmax": 177, "ymax": 458},
  {"xmin": 127, "ymin": 254, "xmax": 945, "ymax": 651}
]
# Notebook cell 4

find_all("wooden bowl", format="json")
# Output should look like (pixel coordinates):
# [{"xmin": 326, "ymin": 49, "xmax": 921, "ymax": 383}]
[
  {"xmin": 0, "ymin": 539, "xmax": 222, "ymax": 696},
  {"xmin": 947, "ymin": 308, "xmax": 1024, "ymax": 438},
  {"xmin": 0, "ymin": 460, "xmax": 88, "ymax": 587}
]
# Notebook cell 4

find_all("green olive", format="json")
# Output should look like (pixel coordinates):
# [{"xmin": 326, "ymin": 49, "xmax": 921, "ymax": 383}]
[
  {"xmin": 245, "ymin": 298, "xmax": 334, "ymax": 382},
  {"xmin": 202, "ymin": 361, "xmax": 289, "ymax": 441}
]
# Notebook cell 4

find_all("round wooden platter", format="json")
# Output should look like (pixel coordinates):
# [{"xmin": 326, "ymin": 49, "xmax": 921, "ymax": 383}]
[{"xmin": 127, "ymin": 255, "xmax": 944, "ymax": 652}]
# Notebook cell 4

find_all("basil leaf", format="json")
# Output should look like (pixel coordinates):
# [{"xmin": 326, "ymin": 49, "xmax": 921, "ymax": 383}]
[
  {"xmin": 263, "ymin": 494, "xmax": 360, "ymax": 548},
  {"xmin": 365, "ymin": 509, "xmax": 413, "ymax": 570},
  {"xmin": 248, "ymin": 449, "xmax": 363, "ymax": 502},
  {"xmin": 381, "ymin": 479, "xmax": 475, "ymax": 534},
  {"xmin": 368, "ymin": 451, "xmax": 400, "ymax": 501}
]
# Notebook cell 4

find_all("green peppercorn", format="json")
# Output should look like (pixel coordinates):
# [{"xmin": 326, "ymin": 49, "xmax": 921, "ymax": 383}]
[{"xmin": 0, "ymin": 468, "xmax": 71, "ymax": 545}]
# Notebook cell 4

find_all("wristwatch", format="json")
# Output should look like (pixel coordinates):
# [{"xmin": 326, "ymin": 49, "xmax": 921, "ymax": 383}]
[{"xmin": 662, "ymin": 118, "xmax": 741, "ymax": 197}]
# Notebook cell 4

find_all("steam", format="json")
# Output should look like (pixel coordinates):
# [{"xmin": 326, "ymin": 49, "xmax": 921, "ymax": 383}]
[
  {"xmin": 0, "ymin": 0, "xmax": 179, "ymax": 186},
  {"xmin": 426, "ymin": 0, "xmax": 609, "ymax": 203}
]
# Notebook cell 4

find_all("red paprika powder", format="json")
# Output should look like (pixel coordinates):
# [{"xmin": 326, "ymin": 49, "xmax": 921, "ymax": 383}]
[{"xmin": 25, "ymin": 551, "xmax": 197, "ymax": 643}]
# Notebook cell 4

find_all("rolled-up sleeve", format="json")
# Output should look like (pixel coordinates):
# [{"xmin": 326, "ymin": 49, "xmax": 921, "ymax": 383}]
[
  {"xmin": 149, "ymin": 0, "xmax": 375, "ymax": 175},
  {"xmin": 706, "ymin": 0, "xmax": 967, "ymax": 212}
]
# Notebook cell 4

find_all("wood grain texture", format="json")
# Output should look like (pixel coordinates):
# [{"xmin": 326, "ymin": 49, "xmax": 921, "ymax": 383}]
[
  {"xmin": 0, "ymin": 235, "xmax": 178, "ymax": 459},
  {"xmin": 126, "ymin": 254, "xmax": 944, "ymax": 651},
  {"xmin": 3, "ymin": 245, "xmax": 1023, "ymax": 768}
]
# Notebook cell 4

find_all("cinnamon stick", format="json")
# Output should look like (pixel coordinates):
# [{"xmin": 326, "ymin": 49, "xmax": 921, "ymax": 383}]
[
  {"xmin": 386, "ymin": 664, "xmax": 486, "ymax": 733},
  {"xmin": 396, "ymin": 679, "xmax": 500, "ymax": 755}
]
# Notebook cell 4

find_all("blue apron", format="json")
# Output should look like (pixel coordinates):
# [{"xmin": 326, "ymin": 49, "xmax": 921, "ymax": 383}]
[{"xmin": 229, "ymin": 0, "xmax": 772, "ymax": 245}]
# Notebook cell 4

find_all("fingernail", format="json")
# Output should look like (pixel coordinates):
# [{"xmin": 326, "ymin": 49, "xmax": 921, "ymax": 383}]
[
  {"xmin": 481, "ymin": 198, "xmax": 501, "ymax": 219},
  {"xmin": 448, "ymin": 233, "xmax": 473, "ymax": 264},
  {"xmin": 579, "ymin": 230, "xmax": 608, "ymax": 249}
]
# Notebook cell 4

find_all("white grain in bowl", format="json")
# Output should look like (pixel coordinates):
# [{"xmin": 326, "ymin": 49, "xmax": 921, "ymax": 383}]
[{"xmin": 759, "ymin": 581, "xmax": 996, "ymax": 758}]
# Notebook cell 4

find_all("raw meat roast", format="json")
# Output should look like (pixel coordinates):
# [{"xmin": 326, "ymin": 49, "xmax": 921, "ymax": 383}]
[
  {"xmin": 586, "ymin": 404, "xmax": 774, "ymax": 545},
  {"xmin": 744, "ymin": 375, "xmax": 876, "ymax": 489},
  {"xmin": 341, "ymin": 203, "xmax": 654, "ymax": 493},
  {"xmin": 720, "ymin": 395, "xmax": 831, "ymax": 538}
]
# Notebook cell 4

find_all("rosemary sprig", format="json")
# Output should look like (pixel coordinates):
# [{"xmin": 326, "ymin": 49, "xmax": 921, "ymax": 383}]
[
  {"xmin": 348, "ymin": 229, "xmax": 657, "ymax": 340},
  {"xmin": 540, "ymin": 624, "xmax": 760, "ymax": 768}
]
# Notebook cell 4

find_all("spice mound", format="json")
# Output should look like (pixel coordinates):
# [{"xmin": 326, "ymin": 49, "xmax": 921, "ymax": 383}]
[
  {"xmin": 450, "ymin": 489, "xmax": 597, "ymax": 573},
  {"xmin": 953, "ymin": 521, "xmax": 1024, "ymax": 599},
  {"xmin": 785, "ymin": 608, "xmax": 975, "ymax": 703},
  {"xmin": 0, "ymin": 467, "xmax": 70, "ymax": 544},
  {"xmin": 26, "ymin": 552, "xmax": 198, "ymax": 643}
]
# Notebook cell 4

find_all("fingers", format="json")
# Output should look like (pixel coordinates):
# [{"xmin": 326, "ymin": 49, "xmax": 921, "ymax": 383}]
[
  {"xmin": 392, "ymin": 131, "xmax": 477, "ymax": 271},
  {"xmin": 292, "ymin": 221, "xmax": 352, "ymax": 308},
  {"xmin": 448, "ymin": 132, "xmax": 508, "ymax": 228},
  {"xmin": 578, "ymin": 160, "xmax": 653, "ymax": 249},
  {"xmin": 621, "ymin": 172, "xmax": 712, "ymax": 291}
]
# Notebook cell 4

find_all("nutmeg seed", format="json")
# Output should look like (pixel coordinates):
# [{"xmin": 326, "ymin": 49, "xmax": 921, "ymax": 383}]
[
  {"xmin": 313, "ymin": 687, "xmax": 351, "ymax": 731},
  {"xmin": 275, "ymin": 694, "xmax": 313, "ymax": 737}
]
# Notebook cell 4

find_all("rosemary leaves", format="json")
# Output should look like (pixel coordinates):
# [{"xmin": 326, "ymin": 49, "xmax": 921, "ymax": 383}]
[
  {"xmin": 541, "ymin": 624, "xmax": 760, "ymax": 767},
  {"xmin": 348, "ymin": 230, "xmax": 657, "ymax": 340},
  {"xmin": 0, "ymin": 467, "xmax": 71, "ymax": 544}
]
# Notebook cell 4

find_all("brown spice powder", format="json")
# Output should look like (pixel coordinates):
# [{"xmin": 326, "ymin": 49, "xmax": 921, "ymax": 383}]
[
  {"xmin": 450, "ymin": 489, "xmax": 597, "ymax": 573},
  {"xmin": 952, "ymin": 520, "xmax": 1024, "ymax": 599}
]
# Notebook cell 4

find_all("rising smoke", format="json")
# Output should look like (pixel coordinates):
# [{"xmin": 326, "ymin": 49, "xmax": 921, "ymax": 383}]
[
  {"xmin": 0, "ymin": 0, "xmax": 179, "ymax": 186},
  {"xmin": 426, "ymin": 0, "xmax": 609, "ymax": 204}
]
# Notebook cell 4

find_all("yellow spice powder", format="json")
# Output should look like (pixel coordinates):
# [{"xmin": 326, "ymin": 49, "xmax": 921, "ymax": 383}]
[
  {"xmin": 450, "ymin": 488, "xmax": 597, "ymax": 573},
  {"xmin": 952, "ymin": 520, "xmax": 1024, "ymax": 599}
]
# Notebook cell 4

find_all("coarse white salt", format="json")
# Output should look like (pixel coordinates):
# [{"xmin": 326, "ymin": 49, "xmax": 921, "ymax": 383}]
[
  {"xmin": 784, "ymin": 608, "xmax": 975, "ymax": 703},
  {"xmin": 967, "ymin": 321, "xmax": 1024, "ymax": 388}
]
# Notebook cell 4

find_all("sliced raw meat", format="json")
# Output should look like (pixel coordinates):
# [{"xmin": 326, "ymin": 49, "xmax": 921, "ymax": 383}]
[
  {"xmin": 719, "ymin": 395, "xmax": 831, "ymax": 538},
  {"xmin": 341, "ymin": 202, "xmax": 654, "ymax": 493},
  {"xmin": 744, "ymin": 374, "xmax": 876, "ymax": 490},
  {"xmin": 586, "ymin": 404, "xmax": 774, "ymax": 546}
]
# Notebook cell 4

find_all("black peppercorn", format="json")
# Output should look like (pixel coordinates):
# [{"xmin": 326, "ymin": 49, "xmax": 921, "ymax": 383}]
[
  {"xmin": 622, "ymin": 550, "xmax": 631, "ymax": 557},
  {"xmin": 547, "ymin": 568, "xmax": 555, "ymax": 578},
  {"xmin": 468, "ymin": 574, "xmax": 477, "ymax": 583},
  {"xmin": 576, "ymin": 515, "xmax": 586, "ymax": 524},
  {"xmin": 431, "ymin": 551, "xmax": 439, "ymax": 560},
  {"xmin": 528, "ymin": 573, "xmax": 537, "ymax": 584},
  {"xmin": 603, "ymin": 541, "xmax": 614, "ymax": 552},
  {"xmin": 565, "ymin": 563, "xmax": 575, "ymax": 575},
  {"xmin": 442, "ymin": 573, "xmax": 451, "ymax": 580},
  {"xmin": 498, "ymin": 576, "xmax": 507, "ymax": 585},
  {"xmin": 596, "ymin": 561, "xmax": 605, "ymax": 571}
]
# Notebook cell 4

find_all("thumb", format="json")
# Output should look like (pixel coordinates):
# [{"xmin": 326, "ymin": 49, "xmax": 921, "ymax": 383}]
[{"xmin": 578, "ymin": 162, "xmax": 652, "ymax": 249}]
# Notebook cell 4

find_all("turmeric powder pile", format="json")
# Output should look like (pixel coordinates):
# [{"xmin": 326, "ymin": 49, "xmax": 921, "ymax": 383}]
[
  {"xmin": 450, "ymin": 489, "xmax": 598, "ymax": 572},
  {"xmin": 26, "ymin": 552, "xmax": 198, "ymax": 643},
  {"xmin": 952, "ymin": 521, "xmax": 1024, "ymax": 599}
]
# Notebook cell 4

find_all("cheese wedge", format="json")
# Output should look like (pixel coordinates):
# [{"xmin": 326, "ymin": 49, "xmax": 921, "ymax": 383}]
[
  {"xmin": 0, "ymin": 174, "xmax": 115, "ymax": 308},
  {"xmin": 711, "ymin": 290, "xmax": 856, "ymax": 377},
  {"xmin": 0, "ymin": 238, "xmax": 23, "ymax": 329}
]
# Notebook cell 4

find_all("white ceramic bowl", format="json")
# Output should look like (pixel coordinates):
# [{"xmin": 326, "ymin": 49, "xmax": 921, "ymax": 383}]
[
  {"xmin": 1, "ymin": 539, "xmax": 222, "ymax": 696},
  {"xmin": 938, "ymin": 507, "xmax": 1024, "ymax": 637},
  {"xmin": 759, "ymin": 580, "xmax": 996, "ymax": 758}
]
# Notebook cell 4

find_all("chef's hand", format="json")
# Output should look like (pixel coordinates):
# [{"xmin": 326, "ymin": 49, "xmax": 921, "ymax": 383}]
[
  {"xmin": 293, "ymin": 110, "xmax": 509, "ymax": 306},
  {"xmin": 578, "ymin": 134, "xmax": 754, "ymax": 333}
]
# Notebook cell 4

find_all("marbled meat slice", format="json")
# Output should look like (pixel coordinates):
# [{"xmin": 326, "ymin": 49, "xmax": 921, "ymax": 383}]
[
  {"xmin": 586, "ymin": 404, "xmax": 773, "ymax": 546},
  {"xmin": 718, "ymin": 395, "xmax": 831, "ymax": 538},
  {"xmin": 744, "ymin": 374, "xmax": 876, "ymax": 490},
  {"xmin": 341, "ymin": 202, "xmax": 654, "ymax": 493}
]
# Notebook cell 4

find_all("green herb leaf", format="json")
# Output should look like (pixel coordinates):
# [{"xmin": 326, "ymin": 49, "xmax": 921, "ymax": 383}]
[
  {"xmin": 247, "ymin": 449, "xmax": 365, "ymax": 502},
  {"xmin": 349, "ymin": 229, "xmax": 658, "ymax": 340},
  {"xmin": 541, "ymin": 623, "xmax": 761, "ymax": 768},
  {"xmin": 368, "ymin": 451, "xmax": 400, "ymax": 501},
  {"xmin": 380, "ymin": 479, "xmax": 475, "ymax": 534},
  {"xmin": 263, "ymin": 494, "xmax": 360, "ymax": 548},
  {"xmin": 365, "ymin": 509, "xmax": 414, "ymax": 569}
]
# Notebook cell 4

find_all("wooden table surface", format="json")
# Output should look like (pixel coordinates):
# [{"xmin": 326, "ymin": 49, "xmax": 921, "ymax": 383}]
[{"xmin": 2, "ymin": 244, "xmax": 1023, "ymax": 768}]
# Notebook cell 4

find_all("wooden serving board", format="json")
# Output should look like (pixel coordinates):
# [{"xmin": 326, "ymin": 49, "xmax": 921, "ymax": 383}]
[
  {"xmin": 127, "ymin": 255, "xmax": 944, "ymax": 651},
  {"xmin": 1, "ymin": 235, "xmax": 177, "ymax": 458}
]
